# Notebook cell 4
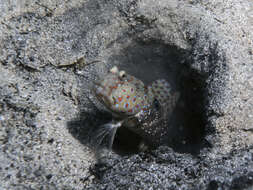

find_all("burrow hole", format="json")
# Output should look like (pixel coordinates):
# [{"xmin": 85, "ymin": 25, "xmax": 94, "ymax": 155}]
[{"xmin": 107, "ymin": 42, "xmax": 207, "ymax": 155}]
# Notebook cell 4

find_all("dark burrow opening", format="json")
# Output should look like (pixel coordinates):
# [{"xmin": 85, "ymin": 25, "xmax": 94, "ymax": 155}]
[
  {"xmin": 68, "ymin": 41, "xmax": 210, "ymax": 156},
  {"xmin": 107, "ymin": 41, "xmax": 209, "ymax": 155}
]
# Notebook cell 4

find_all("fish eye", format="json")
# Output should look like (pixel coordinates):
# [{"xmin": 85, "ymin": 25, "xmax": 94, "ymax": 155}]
[
  {"xmin": 118, "ymin": 74, "xmax": 127, "ymax": 82},
  {"xmin": 119, "ymin": 70, "xmax": 127, "ymax": 78},
  {"xmin": 121, "ymin": 74, "xmax": 128, "ymax": 82}
]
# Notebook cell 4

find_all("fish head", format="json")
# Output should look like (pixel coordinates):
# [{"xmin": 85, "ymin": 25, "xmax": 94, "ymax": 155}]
[{"xmin": 93, "ymin": 66, "xmax": 146, "ymax": 118}]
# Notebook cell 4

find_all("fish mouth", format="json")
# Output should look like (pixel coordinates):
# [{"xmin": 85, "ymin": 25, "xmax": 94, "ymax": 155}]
[
  {"xmin": 93, "ymin": 82, "xmax": 104, "ymax": 95},
  {"xmin": 93, "ymin": 82, "xmax": 133, "ymax": 118},
  {"xmin": 93, "ymin": 84, "xmax": 126, "ymax": 118},
  {"xmin": 93, "ymin": 82, "xmax": 113, "ymax": 109}
]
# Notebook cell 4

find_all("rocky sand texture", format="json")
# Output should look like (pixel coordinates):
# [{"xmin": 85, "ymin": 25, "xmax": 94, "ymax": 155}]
[{"xmin": 0, "ymin": 0, "xmax": 253, "ymax": 189}]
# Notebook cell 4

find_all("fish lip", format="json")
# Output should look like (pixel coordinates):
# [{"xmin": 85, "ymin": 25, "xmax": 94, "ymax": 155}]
[
  {"xmin": 93, "ymin": 88, "xmax": 126, "ymax": 117},
  {"xmin": 93, "ymin": 83, "xmax": 111, "ymax": 108},
  {"xmin": 93, "ymin": 81, "xmax": 102, "ymax": 89},
  {"xmin": 93, "ymin": 82, "xmax": 104, "ymax": 94}
]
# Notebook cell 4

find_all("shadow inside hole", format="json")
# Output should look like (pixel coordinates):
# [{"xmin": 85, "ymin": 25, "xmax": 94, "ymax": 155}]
[
  {"xmin": 66, "ymin": 92, "xmax": 143, "ymax": 155},
  {"xmin": 67, "ymin": 110, "xmax": 112, "ymax": 148},
  {"xmin": 106, "ymin": 41, "xmax": 210, "ymax": 154},
  {"xmin": 67, "ymin": 109, "xmax": 143, "ymax": 155},
  {"xmin": 67, "ymin": 41, "xmax": 212, "ymax": 156},
  {"xmin": 169, "ymin": 68, "xmax": 209, "ymax": 154}
]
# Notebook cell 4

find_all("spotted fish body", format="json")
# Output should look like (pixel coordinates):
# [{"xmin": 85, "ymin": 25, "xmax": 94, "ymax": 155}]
[{"xmin": 94, "ymin": 66, "xmax": 180, "ymax": 145}]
